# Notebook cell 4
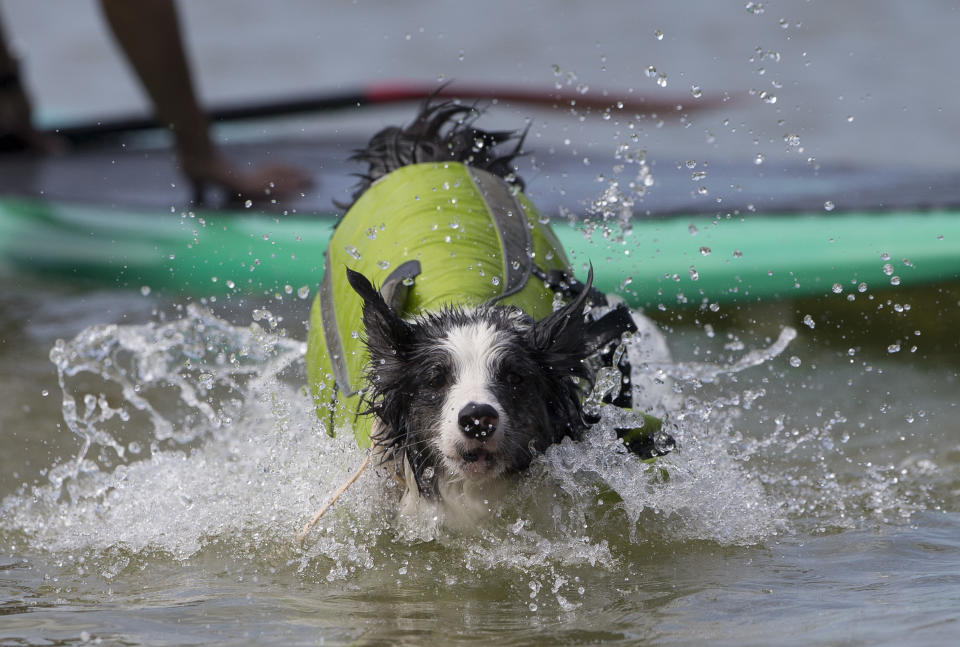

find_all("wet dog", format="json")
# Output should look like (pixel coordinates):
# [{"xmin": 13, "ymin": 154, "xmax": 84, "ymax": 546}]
[
  {"xmin": 307, "ymin": 100, "xmax": 666, "ymax": 525},
  {"xmin": 347, "ymin": 266, "xmax": 593, "ymax": 522}
]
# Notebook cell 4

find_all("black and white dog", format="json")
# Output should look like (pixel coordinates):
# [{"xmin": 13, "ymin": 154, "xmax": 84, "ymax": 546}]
[
  {"xmin": 315, "ymin": 101, "xmax": 671, "ymax": 524},
  {"xmin": 348, "ymin": 267, "xmax": 595, "ymax": 519}
]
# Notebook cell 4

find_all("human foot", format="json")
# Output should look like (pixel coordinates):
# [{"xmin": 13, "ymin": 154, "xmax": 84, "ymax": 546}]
[{"xmin": 182, "ymin": 154, "xmax": 314, "ymax": 206}]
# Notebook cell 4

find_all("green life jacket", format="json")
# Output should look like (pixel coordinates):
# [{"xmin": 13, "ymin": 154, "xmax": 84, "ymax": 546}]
[{"xmin": 305, "ymin": 161, "xmax": 571, "ymax": 447}]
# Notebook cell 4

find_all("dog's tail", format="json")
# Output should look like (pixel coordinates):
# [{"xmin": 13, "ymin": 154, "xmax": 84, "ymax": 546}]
[{"xmin": 343, "ymin": 96, "xmax": 527, "ymax": 208}]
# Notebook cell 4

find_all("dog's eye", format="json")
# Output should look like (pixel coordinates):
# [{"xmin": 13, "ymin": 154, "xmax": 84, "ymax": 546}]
[
  {"xmin": 505, "ymin": 370, "xmax": 524, "ymax": 386},
  {"xmin": 425, "ymin": 368, "xmax": 448, "ymax": 389}
]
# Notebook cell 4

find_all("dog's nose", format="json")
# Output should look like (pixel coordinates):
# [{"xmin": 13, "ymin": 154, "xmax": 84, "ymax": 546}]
[{"xmin": 458, "ymin": 402, "xmax": 499, "ymax": 441}]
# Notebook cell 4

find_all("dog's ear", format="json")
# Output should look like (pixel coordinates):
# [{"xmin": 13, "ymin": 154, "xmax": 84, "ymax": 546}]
[
  {"xmin": 529, "ymin": 265, "xmax": 594, "ymax": 373},
  {"xmin": 346, "ymin": 268, "xmax": 412, "ymax": 357}
]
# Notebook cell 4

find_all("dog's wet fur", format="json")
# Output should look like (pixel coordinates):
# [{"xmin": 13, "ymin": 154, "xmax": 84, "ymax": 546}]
[
  {"xmin": 344, "ymin": 101, "xmax": 599, "ymax": 522},
  {"xmin": 342, "ymin": 100, "xmax": 526, "ymax": 209},
  {"xmin": 348, "ymin": 269, "xmax": 592, "ymax": 496}
]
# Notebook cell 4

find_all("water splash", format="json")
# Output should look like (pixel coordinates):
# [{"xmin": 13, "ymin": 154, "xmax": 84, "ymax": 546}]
[
  {"xmin": 2, "ymin": 305, "xmax": 354, "ymax": 557},
  {"xmin": 578, "ymin": 142, "xmax": 653, "ymax": 242},
  {"xmin": 0, "ymin": 306, "xmax": 931, "ymax": 581},
  {"xmin": 45, "ymin": 304, "xmax": 302, "ymax": 477},
  {"xmin": 649, "ymin": 326, "xmax": 797, "ymax": 384}
]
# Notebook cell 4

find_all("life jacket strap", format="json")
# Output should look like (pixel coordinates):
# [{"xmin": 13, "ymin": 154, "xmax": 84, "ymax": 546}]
[
  {"xmin": 319, "ymin": 254, "xmax": 355, "ymax": 396},
  {"xmin": 467, "ymin": 167, "xmax": 533, "ymax": 300}
]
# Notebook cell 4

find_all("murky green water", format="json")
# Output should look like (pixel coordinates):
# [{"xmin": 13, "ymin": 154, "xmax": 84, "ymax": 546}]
[{"xmin": 2, "ymin": 270, "xmax": 957, "ymax": 646}]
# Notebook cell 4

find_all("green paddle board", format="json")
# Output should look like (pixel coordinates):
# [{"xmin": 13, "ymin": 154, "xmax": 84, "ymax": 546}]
[{"xmin": 2, "ymin": 195, "xmax": 957, "ymax": 307}]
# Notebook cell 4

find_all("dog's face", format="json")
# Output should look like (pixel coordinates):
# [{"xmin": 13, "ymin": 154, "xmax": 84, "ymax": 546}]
[{"xmin": 347, "ymin": 269, "xmax": 593, "ymax": 496}]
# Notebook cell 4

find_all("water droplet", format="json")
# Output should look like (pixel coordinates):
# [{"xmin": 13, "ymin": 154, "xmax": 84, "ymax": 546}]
[
  {"xmin": 832, "ymin": 283, "xmax": 843, "ymax": 294},
  {"xmin": 226, "ymin": 279, "xmax": 235, "ymax": 289},
  {"xmin": 824, "ymin": 201, "xmax": 835, "ymax": 211},
  {"xmin": 244, "ymin": 199, "xmax": 253, "ymax": 209},
  {"xmin": 645, "ymin": 65, "xmax": 657, "ymax": 78},
  {"xmin": 733, "ymin": 249, "xmax": 743, "ymax": 258},
  {"xmin": 802, "ymin": 314, "xmax": 815, "ymax": 328},
  {"xmin": 689, "ymin": 267, "xmax": 699, "ymax": 281},
  {"xmin": 699, "ymin": 246, "xmax": 712, "ymax": 256},
  {"xmin": 491, "ymin": 276, "xmax": 501, "ymax": 286},
  {"xmin": 846, "ymin": 115, "xmax": 855, "ymax": 123},
  {"xmin": 784, "ymin": 133, "xmax": 801, "ymax": 147},
  {"xmin": 745, "ymin": 1, "xmax": 765, "ymax": 14},
  {"xmin": 890, "ymin": 275, "xmax": 901, "ymax": 286},
  {"xmin": 140, "ymin": 286, "xmax": 151, "ymax": 297},
  {"xmin": 401, "ymin": 277, "xmax": 415, "ymax": 287},
  {"xmin": 754, "ymin": 153, "xmax": 765, "ymax": 165},
  {"xmin": 377, "ymin": 260, "xmax": 391, "ymax": 270},
  {"xmin": 685, "ymin": 160, "xmax": 697, "ymax": 169},
  {"xmin": 690, "ymin": 85, "xmax": 703, "ymax": 98},
  {"xmin": 297, "ymin": 285, "xmax": 310, "ymax": 299},
  {"xmin": 691, "ymin": 171, "xmax": 707, "ymax": 181},
  {"xmin": 654, "ymin": 29, "xmax": 663, "ymax": 40},
  {"xmin": 789, "ymin": 356, "xmax": 802, "ymax": 367},
  {"xmin": 344, "ymin": 245, "xmax": 362, "ymax": 260},
  {"xmin": 882, "ymin": 263, "xmax": 894, "ymax": 276},
  {"xmin": 688, "ymin": 224, "xmax": 699, "ymax": 235},
  {"xmin": 887, "ymin": 343, "xmax": 901, "ymax": 353}
]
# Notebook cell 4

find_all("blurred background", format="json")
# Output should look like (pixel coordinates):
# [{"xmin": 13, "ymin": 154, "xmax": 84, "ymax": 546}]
[{"xmin": 3, "ymin": 0, "xmax": 958, "ymax": 199}]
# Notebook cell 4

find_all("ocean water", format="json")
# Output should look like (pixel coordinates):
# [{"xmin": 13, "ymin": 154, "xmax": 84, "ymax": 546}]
[
  {"xmin": 1, "ymin": 276, "xmax": 957, "ymax": 645},
  {"xmin": 2, "ymin": 0, "xmax": 959, "ymax": 645}
]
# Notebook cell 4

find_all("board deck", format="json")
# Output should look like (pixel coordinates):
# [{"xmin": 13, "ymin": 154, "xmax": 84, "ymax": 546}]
[
  {"xmin": 3, "ymin": 132, "xmax": 959, "ymax": 307},
  {"xmin": 3, "ymin": 136, "xmax": 960, "ymax": 216}
]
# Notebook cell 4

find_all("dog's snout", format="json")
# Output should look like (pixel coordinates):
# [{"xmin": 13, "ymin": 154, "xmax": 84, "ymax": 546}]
[{"xmin": 458, "ymin": 402, "xmax": 499, "ymax": 441}]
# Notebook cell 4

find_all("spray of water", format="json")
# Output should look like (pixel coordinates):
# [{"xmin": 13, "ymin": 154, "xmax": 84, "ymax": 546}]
[{"xmin": 2, "ymin": 303, "xmax": 924, "ymax": 584}]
